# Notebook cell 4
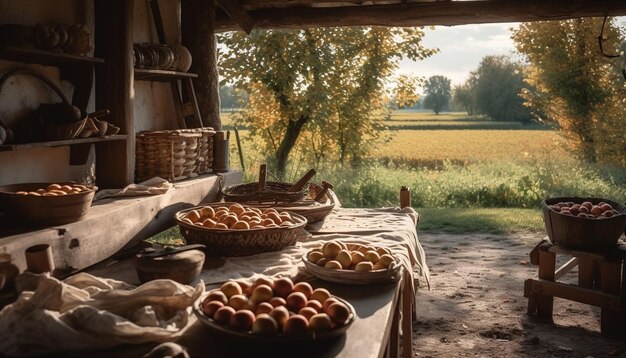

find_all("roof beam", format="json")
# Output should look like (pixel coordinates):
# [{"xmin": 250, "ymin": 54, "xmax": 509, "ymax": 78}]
[
  {"xmin": 215, "ymin": 0, "xmax": 626, "ymax": 32},
  {"xmin": 215, "ymin": 0, "xmax": 254, "ymax": 34}
]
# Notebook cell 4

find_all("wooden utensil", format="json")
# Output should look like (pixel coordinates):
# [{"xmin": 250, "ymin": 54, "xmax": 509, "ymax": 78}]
[
  {"xmin": 258, "ymin": 164, "xmax": 267, "ymax": 191},
  {"xmin": 288, "ymin": 169, "xmax": 316, "ymax": 192},
  {"xmin": 314, "ymin": 180, "xmax": 334, "ymax": 202}
]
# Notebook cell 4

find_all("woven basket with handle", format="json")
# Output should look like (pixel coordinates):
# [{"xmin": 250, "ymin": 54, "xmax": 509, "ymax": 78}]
[{"xmin": 135, "ymin": 130, "xmax": 203, "ymax": 182}]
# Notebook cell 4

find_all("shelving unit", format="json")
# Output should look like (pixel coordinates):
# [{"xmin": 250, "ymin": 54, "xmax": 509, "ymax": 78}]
[
  {"xmin": 0, "ymin": 47, "xmax": 104, "ymax": 66},
  {"xmin": 0, "ymin": 135, "xmax": 128, "ymax": 151},
  {"xmin": 134, "ymin": 68, "xmax": 197, "ymax": 82}
]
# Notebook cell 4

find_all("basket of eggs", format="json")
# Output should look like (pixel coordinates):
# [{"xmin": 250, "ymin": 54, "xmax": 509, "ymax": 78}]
[
  {"xmin": 195, "ymin": 277, "xmax": 354, "ymax": 342},
  {"xmin": 302, "ymin": 241, "xmax": 402, "ymax": 285},
  {"xmin": 542, "ymin": 197, "xmax": 626, "ymax": 250},
  {"xmin": 175, "ymin": 203, "xmax": 307, "ymax": 256},
  {"xmin": 0, "ymin": 182, "xmax": 97, "ymax": 226}
]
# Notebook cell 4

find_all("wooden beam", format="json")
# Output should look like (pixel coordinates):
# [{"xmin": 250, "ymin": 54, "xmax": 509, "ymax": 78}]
[
  {"xmin": 527, "ymin": 278, "xmax": 622, "ymax": 311},
  {"xmin": 216, "ymin": 0, "xmax": 255, "ymax": 34},
  {"xmin": 215, "ymin": 0, "xmax": 626, "ymax": 31},
  {"xmin": 182, "ymin": 0, "xmax": 222, "ymax": 130},
  {"xmin": 94, "ymin": 0, "xmax": 135, "ymax": 187}
]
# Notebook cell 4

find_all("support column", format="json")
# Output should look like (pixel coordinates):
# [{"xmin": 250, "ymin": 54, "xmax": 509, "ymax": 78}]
[
  {"xmin": 94, "ymin": 0, "xmax": 135, "ymax": 187},
  {"xmin": 182, "ymin": 0, "xmax": 221, "ymax": 130}
]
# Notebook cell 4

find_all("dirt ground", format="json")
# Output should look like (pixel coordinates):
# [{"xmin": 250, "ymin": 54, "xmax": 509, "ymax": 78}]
[{"xmin": 413, "ymin": 233, "xmax": 626, "ymax": 358}]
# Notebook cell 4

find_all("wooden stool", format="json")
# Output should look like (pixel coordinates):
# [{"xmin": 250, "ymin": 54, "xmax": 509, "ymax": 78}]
[{"xmin": 524, "ymin": 238, "xmax": 626, "ymax": 336}]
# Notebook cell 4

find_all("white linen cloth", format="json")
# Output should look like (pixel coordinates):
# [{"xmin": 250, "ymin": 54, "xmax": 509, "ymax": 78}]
[
  {"xmin": 94, "ymin": 177, "xmax": 173, "ymax": 201},
  {"xmin": 0, "ymin": 273, "xmax": 203, "ymax": 357},
  {"xmin": 198, "ymin": 207, "xmax": 429, "ymax": 289}
]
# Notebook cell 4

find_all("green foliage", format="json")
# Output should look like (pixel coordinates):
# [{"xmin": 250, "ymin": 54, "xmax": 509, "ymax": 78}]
[
  {"xmin": 512, "ymin": 18, "xmax": 626, "ymax": 164},
  {"xmin": 391, "ymin": 74, "xmax": 423, "ymax": 109},
  {"xmin": 218, "ymin": 27, "xmax": 437, "ymax": 177},
  {"xmin": 219, "ymin": 85, "xmax": 248, "ymax": 111},
  {"xmin": 416, "ymin": 208, "xmax": 544, "ymax": 234},
  {"xmin": 452, "ymin": 81, "xmax": 476, "ymax": 115},
  {"xmin": 472, "ymin": 55, "xmax": 533, "ymax": 123},
  {"xmin": 422, "ymin": 75, "xmax": 451, "ymax": 115}
]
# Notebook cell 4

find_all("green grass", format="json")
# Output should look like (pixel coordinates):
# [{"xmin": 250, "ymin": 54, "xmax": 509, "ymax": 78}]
[{"xmin": 415, "ymin": 208, "xmax": 544, "ymax": 234}]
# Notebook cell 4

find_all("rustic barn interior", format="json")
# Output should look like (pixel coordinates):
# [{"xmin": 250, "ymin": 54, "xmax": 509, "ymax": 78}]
[{"xmin": 0, "ymin": 0, "xmax": 625, "ymax": 356}]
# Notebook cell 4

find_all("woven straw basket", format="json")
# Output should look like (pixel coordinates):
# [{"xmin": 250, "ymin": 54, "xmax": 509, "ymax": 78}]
[
  {"xmin": 135, "ymin": 128, "xmax": 215, "ymax": 182},
  {"xmin": 222, "ymin": 181, "xmax": 308, "ymax": 204},
  {"xmin": 175, "ymin": 204, "xmax": 307, "ymax": 256}
]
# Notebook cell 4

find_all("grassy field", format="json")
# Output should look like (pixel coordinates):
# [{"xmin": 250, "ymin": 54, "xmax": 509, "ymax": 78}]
[{"xmin": 208, "ymin": 110, "xmax": 625, "ymax": 235}]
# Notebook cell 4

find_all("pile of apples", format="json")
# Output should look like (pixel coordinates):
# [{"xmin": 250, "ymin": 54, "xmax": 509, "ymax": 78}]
[
  {"xmin": 14, "ymin": 183, "xmax": 91, "ymax": 196},
  {"xmin": 306, "ymin": 240, "xmax": 396, "ymax": 272},
  {"xmin": 201, "ymin": 277, "xmax": 352, "ymax": 336},
  {"xmin": 181, "ymin": 204, "xmax": 295, "ymax": 230},
  {"xmin": 549, "ymin": 201, "xmax": 621, "ymax": 219}
]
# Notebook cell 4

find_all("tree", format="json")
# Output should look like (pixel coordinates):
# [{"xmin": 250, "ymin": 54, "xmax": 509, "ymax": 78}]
[
  {"xmin": 452, "ymin": 81, "xmax": 476, "ymax": 115},
  {"xmin": 512, "ymin": 18, "xmax": 625, "ymax": 163},
  {"xmin": 422, "ymin": 75, "xmax": 451, "ymax": 115},
  {"xmin": 472, "ymin": 55, "xmax": 532, "ymax": 122},
  {"xmin": 218, "ymin": 28, "xmax": 437, "ymax": 176},
  {"xmin": 219, "ymin": 85, "xmax": 247, "ymax": 111},
  {"xmin": 391, "ymin": 75, "xmax": 422, "ymax": 109}
]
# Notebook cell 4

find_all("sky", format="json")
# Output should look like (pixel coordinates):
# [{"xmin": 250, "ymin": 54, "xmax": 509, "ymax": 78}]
[{"xmin": 399, "ymin": 17, "xmax": 626, "ymax": 87}]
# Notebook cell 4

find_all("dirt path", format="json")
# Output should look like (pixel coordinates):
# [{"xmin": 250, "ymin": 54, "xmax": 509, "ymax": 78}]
[{"xmin": 413, "ymin": 233, "xmax": 626, "ymax": 358}]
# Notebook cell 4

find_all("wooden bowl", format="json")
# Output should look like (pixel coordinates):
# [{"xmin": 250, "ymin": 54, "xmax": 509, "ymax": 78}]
[
  {"xmin": 135, "ymin": 249, "xmax": 205, "ymax": 284},
  {"xmin": 542, "ymin": 197, "xmax": 626, "ymax": 250},
  {"xmin": 0, "ymin": 182, "xmax": 97, "ymax": 226}
]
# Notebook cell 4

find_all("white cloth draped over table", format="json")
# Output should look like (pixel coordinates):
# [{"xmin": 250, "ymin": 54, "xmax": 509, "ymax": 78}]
[
  {"xmin": 199, "ymin": 207, "xmax": 430, "ymax": 290},
  {"xmin": 0, "ymin": 273, "xmax": 203, "ymax": 357}
]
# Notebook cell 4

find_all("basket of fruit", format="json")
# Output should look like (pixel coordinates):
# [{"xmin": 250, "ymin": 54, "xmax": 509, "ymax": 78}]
[
  {"xmin": 175, "ymin": 203, "xmax": 307, "ymax": 256},
  {"xmin": 0, "ymin": 182, "xmax": 97, "ymax": 226},
  {"xmin": 302, "ymin": 241, "xmax": 402, "ymax": 285},
  {"xmin": 195, "ymin": 277, "xmax": 354, "ymax": 342},
  {"xmin": 542, "ymin": 197, "xmax": 626, "ymax": 250}
]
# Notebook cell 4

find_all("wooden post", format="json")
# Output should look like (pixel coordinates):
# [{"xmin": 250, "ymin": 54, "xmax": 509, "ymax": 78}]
[
  {"xmin": 94, "ymin": 0, "xmax": 135, "ymax": 187},
  {"xmin": 401, "ymin": 269, "xmax": 413, "ymax": 358},
  {"xmin": 578, "ymin": 257, "xmax": 594, "ymax": 288},
  {"xmin": 400, "ymin": 186, "xmax": 411, "ymax": 208},
  {"xmin": 536, "ymin": 245, "xmax": 555, "ymax": 320},
  {"xmin": 182, "ymin": 0, "xmax": 221, "ymax": 130}
]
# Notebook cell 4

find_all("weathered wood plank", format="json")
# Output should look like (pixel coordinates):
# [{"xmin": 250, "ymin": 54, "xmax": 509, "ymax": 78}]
[
  {"xmin": 555, "ymin": 257, "xmax": 578, "ymax": 281},
  {"xmin": 0, "ymin": 172, "xmax": 242, "ymax": 273},
  {"xmin": 216, "ymin": 0, "xmax": 626, "ymax": 31},
  {"xmin": 529, "ymin": 278, "xmax": 622, "ymax": 311},
  {"xmin": 536, "ymin": 246, "xmax": 555, "ymax": 319},
  {"xmin": 216, "ymin": 0, "xmax": 255, "ymax": 34},
  {"xmin": 600, "ymin": 260, "xmax": 622, "ymax": 336}
]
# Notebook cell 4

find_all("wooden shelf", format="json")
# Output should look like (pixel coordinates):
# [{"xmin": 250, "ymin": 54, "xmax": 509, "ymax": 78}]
[
  {"xmin": 0, "ymin": 47, "xmax": 105, "ymax": 66},
  {"xmin": 134, "ymin": 68, "xmax": 198, "ymax": 81},
  {"xmin": 0, "ymin": 134, "xmax": 127, "ymax": 151}
]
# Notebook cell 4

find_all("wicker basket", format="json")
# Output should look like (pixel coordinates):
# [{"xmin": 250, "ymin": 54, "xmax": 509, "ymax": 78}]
[
  {"xmin": 135, "ymin": 130, "xmax": 203, "ymax": 182},
  {"xmin": 184, "ymin": 128, "xmax": 215, "ymax": 174},
  {"xmin": 222, "ymin": 181, "xmax": 308, "ymax": 204},
  {"xmin": 175, "ymin": 205, "xmax": 307, "ymax": 256}
]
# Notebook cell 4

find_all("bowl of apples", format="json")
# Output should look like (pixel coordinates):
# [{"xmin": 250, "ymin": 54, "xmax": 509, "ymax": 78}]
[{"xmin": 542, "ymin": 197, "xmax": 626, "ymax": 250}]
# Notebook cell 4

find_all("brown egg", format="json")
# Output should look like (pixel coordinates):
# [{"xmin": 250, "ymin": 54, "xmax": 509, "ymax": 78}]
[
  {"xmin": 376, "ymin": 247, "xmax": 392, "ymax": 256},
  {"xmin": 252, "ymin": 313, "xmax": 278, "ymax": 335},
  {"xmin": 260, "ymin": 218, "xmax": 274, "ymax": 227},
  {"xmin": 220, "ymin": 282, "xmax": 243, "ymax": 298},
  {"xmin": 311, "ymin": 289, "xmax": 331, "ymax": 304},
  {"xmin": 270, "ymin": 306, "xmax": 290, "ymax": 329},
  {"xmin": 279, "ymin": 212, "xmax": 293, "ymax": 223},
  {"xmin": 202, "ymin": 218, "xmax": 217, "ymax": 228},
  {"xmin": 298, "ymin": 307, "xmax": 318, "ymax": 320},
  {"xmin": 364, "ymin": 251, "xmax": 380, "ymax": 264},
  {"xmin": 60, "ymin": 185, "xmax": 74, "ymax": 193},
  {"xmin": 240, "ymin": 210, "xmax": 260, "ymax": 219},
  {"xmin": 47, "ymin": 184, "xmax": 62, "ymax": 191},
  {"xmin": 350, "ymin": 251, "xmax": 365, "ymax": 266},
  {"xmin": 280, "ymin": 221, "xmax": 293, "ymax": 227},
  {"xmin": 355, "ymin": 261, "xmax": 374, "ymax": 272},
  {"xmin": 228, "ymin": 294, "xmax": 249, "ymax": 310},
  {"xmin": 286, "ymin": 291, "xmax": 308, "ymax": 312},
  {"xmin": 249, "ymin": 277, "xmax": 275, "ymax": 295},
  {"xmin": 256, "ymin": 302, "xmax": 274, "ymax": 315},
  {"xmin": 307, "ymin": 250, "xmax": 324, "ymax": 263},
  {"xmin": 324, "ymin": 260, "xmax": 343, "ymax": 270},
  {"xmin": 182, "ymin": 218, "xmax": 193, "ymax": 225},
  {"xmin": 379, "ymin": 254, "xmax": 394, "ymax": 268},
  {"xmin": 251, "ymin": 224, "xmax": 265, "ymax": 229},
  {"xmin": 231, "ymin": 221, "xmax": 250, "ymax": 230},
  {"xmin": 202, "ymin": 300, "xmax": 224, "ymax": 318},
  {"xmin": 305, "ymin": 299, "xmax": 323, "ymax": 312},
  {"xmin": 200, "ymin": 206, "xmax": 215, "ymax": 219},
  {"xmin": 251, "ymin": 284, "xmax": 274, "ymax": 303},
  {"xmin": 263, "ymin": 208, "xmax": 279, "ymax": 215},
  {"xmin": 273, "ymin": 277, "xmax": 294, "ymax": 298},
  {"xmin": 269, "ymin": 297, "xmax": 287, "ymax": 308},
  {"xmin": 185, "ymin": 210, "xmax": 202, "ymax": 223},
  {"xmin": 229, "ymin": 204, "xmax": 246, "ymax": 216},
  {"xmin": 206, "ymin": 290, "xmax": 228, "ymax": 305},
  {"xmin": 49, "ymin": 190, "xmax": 68, "ymax": 196},
  {"xmin": 335, "ymin": 250, "xmax": 352, "ymax": 269},
  {"xmin": 249, "ymin": 207, "xmax": 262, "ymax": 214},
  {"xmin": 322, "ymin": 241, "xmax": 342, "ymax": 259},
  {"xmin": 373, "ymin": 262, "xmax": 386, "ymax": 270},
  {"xmin": 283, "ymin": 315, "xmax": 310, "ymax": 336},
  {"xmin": 219, "ymin": 214, "xmax": 238, "ymax": 227},
  {"xmin": 36, "ymin": 188, "xmax": 47, "ymax": 194},
  {"xmin": 309, "ymin": 313, "xmax": 333, "ymax": 332},
  {"xmin": 267, "ymin": 212, "xmax": 283, "ymax": 225},
  {"xmin": 213, "ymin": 306, "xmax": 236, "ymax": 324},
  {"xmin": 15, "ymin": 191, "xmax": 28, "ymax": 195},
  {"xmin": 213, "ymin": 210, "xmax": 229, "ymax": 221},
  {"xmin": 326, "ymin": 302, "xmax": 351, "ymax": 325},
  {"xmin": 28, "ymin": 191, "xmax": 42, "ymax": 196},
  {"xmin": 316, "ymin": 258, "xmax": 329, "ymax": 267},
  {"xmin": 42, "ymin": 192, "xmax": 57, "ymax": 196},
  {"xmin": 293, "ymin": 282, "xmax": 313, "ymax": 299},
  {"xmin": 229, "ymin": 309, "xmax": 255, "ymax": 331},
  {"xmin": 214, "ymin": 223, "xmax": 228, "ymax": 229},
  {"xmin": 266, "ymin": 223, "xmax": 279, "ymax": 228},
  {"xmin": 322, "ymin": 297, "xmax": 340, "ymax": 312}
]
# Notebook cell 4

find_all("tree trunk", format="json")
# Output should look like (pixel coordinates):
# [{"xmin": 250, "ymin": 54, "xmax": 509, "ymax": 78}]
[{"xmin": 275, "ymin": 116, "xmax": 309, "ymax": 178}]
